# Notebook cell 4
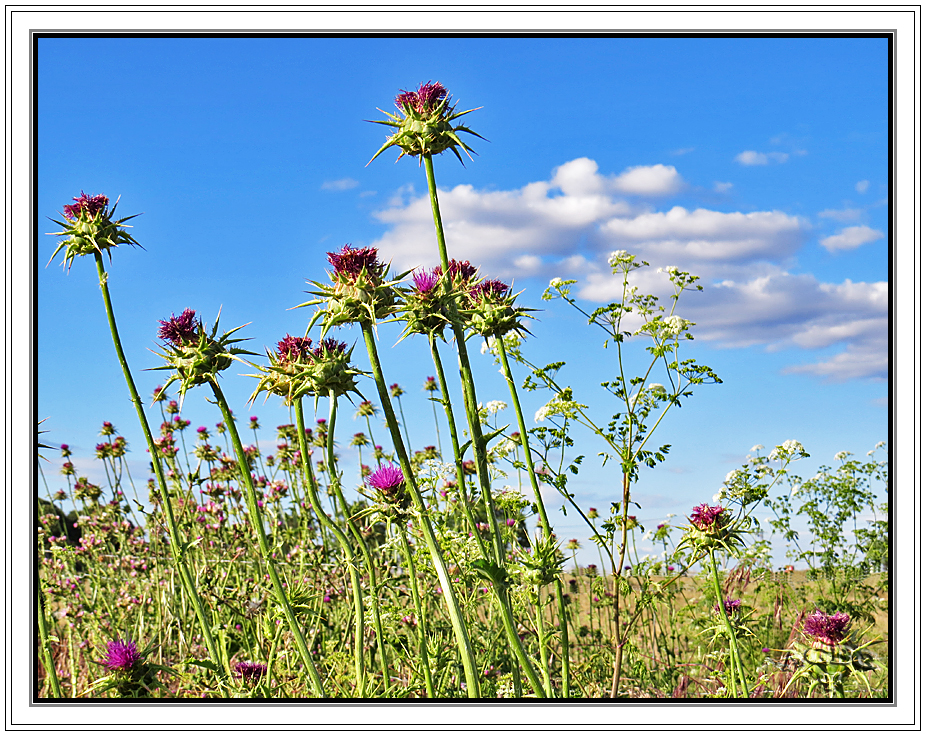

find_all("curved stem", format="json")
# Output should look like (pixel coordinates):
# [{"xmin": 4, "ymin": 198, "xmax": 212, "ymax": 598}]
[
  {"xmin": 709, "ymin": 549, "xmax": 750, "ymax": 697},
  {"xmin": 208, "ymin": 379, "xmax": 325, "ymax": 697},
  {"xmin": 399, "ymin": 526, "xmax": 435, "ymax": 698},
  {"xmin": 496, "ymin": 337, "xmax": 570, "ymax": 697},
  {"xmin": 37, "ymin": 585, "xmax": 63, "ymax": 698},
  {"xmin": 294, "ymin": 399, "xmax": 366, "ymax": 696},
  {"xmin": 360, "ymin": 322, "xmax": 481, "ymax": 698},
  {"xmin": 327, "ymin": 391, "xmax": 390, "ymax": 693},
  {"xmin": 92, "ymin": 252, "xmax": 222, "ymax": 674}
]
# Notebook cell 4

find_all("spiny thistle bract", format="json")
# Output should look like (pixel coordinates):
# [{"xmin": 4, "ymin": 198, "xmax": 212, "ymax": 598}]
[
  {"xmin": 676, "ymin": 503, "xmax": 747, "ymax": 556},
  {"xmin": 461, "ymin": 277, "xmax": 536, "ymax": 339},
  {"xmin": 299, "ymin": 244, "xmax": 408, "ymax": 334},
  {"xmin": 367, "ymin": 81, "xmax": 486, "ymax": 165},
  {"xmin": 48, "ymin": 191, "xmax": 141, "ymax": 270},
  {"xmin": 151, "ymin": 308, "xmax": 256, "ymax": 407},
  {"xmin": 86, "ymin": 639, "xmax": 177, "ymax": 698},
  {"xmin": 365, "ymin": 464, "xmax": 411, "ymax": 518},
  {"xmin": 249, "ymin": 335, "xmax": 366, "ymax": 409}
]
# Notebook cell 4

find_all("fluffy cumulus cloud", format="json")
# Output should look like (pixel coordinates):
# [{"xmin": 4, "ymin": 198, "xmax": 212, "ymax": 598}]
[
  {"xmin": 368, "ymin": 157, "xmax": 885, "ymax": 381},
  {"xmin": 820, "ymin": 225, "xmax": 884, "ymax": 253}
]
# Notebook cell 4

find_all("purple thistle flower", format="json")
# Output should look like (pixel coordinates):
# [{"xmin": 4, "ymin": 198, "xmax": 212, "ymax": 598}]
[
  {"xmin": 469, "ymin": 278, "xmax": 510, "ymax": 303},
  {"xmin": 326, "ymin": 244, "xmax": 381, "ymax": 281},
  {"xmin": 103, "ymin": 639, "xmax": 142, "ymax": 672},
  {"xmin": 411, "ymin": 268, "xmax": 439, "ymax": 295},
  {"xmin": 313, "ymin": 338, "xmax": 348, "ymax": 358},
  {"xmin": 276, "ymin": 334, "xmax": 313, "ymax": 364},
  {"xmin": 395, "ymin": 81, "xmax": 448, "ymax": 114},
  {"xmin": 233, "ymin": 660, "xmax": 268, "ymax": 684},
  {"xmin": 157, "ymin": 308, "xmax": 200, "ymax": 346},
  {"xmin": 367, "ymin": 464, "xmax": 404, "ymax": 492},
  {"xmin": 803, "ymin": 610, "xmax": 851, "ymax": 647},
  {"xmin": 436, "ymin": 259, "xmax": 478, "ymax": 283},
  {"xmin": 714, "ymin": 598, "xmax": 742, "ymax": 616},
  {"xmin": 63, "ymin": 191, "xmax": 109, "ymax": 220},
  {"xmin": 690, "ymin": 503, "xmax": 727, "ymax": 531}
]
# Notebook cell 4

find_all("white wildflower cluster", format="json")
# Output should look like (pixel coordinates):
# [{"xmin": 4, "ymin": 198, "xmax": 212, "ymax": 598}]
[
  {"xmin": 492, "ymin": 436, "xmax": 518, "ymax": 458},
  {"xmin": 834, "ymin": 450, "xmax": 851, "ymax": 462},
  {"xmin": 608, "ymin": 249, "xmax": 636, "ymax": 270},
  {"xmin": 549, "ymin": 277, "xmax": 563, "ymax": 288},
  {"xmin": 480, "ymin": 333, "xmax": 523, "ymax": 360},
  {"xmin": 483, "ymin": 400, "xmax": 507, "ymax": 415},
  {"xmin": 657, "ymin": 265, "xmax": 681, "ymax": 276},
  {"xmin": 660, "ymin": 315, "xmax": 692, "ymax": 338},
  {"xmin": 768, "ymin": 439, "xmax": 805, "ymax": 460},
  {"xmin": 534, "ymin": 393, "xmax": 586, "ymax": 424}
]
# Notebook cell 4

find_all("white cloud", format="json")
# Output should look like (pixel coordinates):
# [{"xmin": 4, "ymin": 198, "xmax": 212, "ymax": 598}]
[
  {"xmin": 714, "ymin": 181, "xmax": 733, "ymax": 193},
  {"xmin": 671, "ymin": 147, "xmax": 695, "ymax": 156},
  {"xmin": 612, "ymin": 164, "xmax": 683, "ymax": 195},
  {"xmin": 818, "ymin": 208, "xmax": 863, "ymax": 222},
  {"xmin": 321, "ymin": 177, "xmax": 360, "ymax": 191},
  {"xmin": 856, "ymin": 179, "xmax": 871, "ymax": 193},
  {"xmin": 820, "ymin": 225, "xmax": 884, "ymax": 253},
  {"xmin": 735, "ymin": 150, "xmax": 789, "ymax": 165},
  {"xmin": 366, "ymin": 157, "xmax": 885, "ymax": 381},
  {"xmin": 599, "ymin": 206, "xmax": 804, "ymax": 263}
]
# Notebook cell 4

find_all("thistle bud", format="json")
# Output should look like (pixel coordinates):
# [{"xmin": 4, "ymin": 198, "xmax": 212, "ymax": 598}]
[
  {"xmin": 367, "ymin": 81, "xmax": 485, "ymax": 165},
  {"xmin": 153, "ymin": 309, "xmax": 255, "ymax": 406},
  {"xmin": 49, "ymin": 192, "xmax": 140, "ymax": 270}
]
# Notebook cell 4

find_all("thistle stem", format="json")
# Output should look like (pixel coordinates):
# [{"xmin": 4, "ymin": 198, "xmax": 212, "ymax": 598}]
[
  {"xmin": 37, "ymin": 585, "xmax": 63, "ymax": 698},
  {"xmin": 398, "ymin": 526, "xmax": 436, "ymax": 698},
  {"xmin": 496, "ymin": 337, "xmax": 570, "ymax": 697},
  {"xmin": 422, "ymin": 155, "xmax": 546, "ymax": 699},
  {"xmin": 360, "ymin": 321, "xmax": 480, "ymax": 698},
  {"xmin": 328, "ymin": 391, "xmax": 390, "ymax": 694},
  {"xmin": 92, "ymin": 252, "xmax": 222, "ymax": 674},
  {"xmin": 208, "ymin": 379, "xmax": 325, "ymax": 697},
  {"xmin": 294, "ymin": 399, "xmax": 367, "ymax": 696},
  {"xmin": 709, "ymin": 549, "xmax": 750, "ymax": 697}
]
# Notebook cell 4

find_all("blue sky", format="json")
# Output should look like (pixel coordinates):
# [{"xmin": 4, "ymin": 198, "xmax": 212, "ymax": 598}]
[{"xmin": 36, "ymin": 36, "xmax": 889, "ymax": 565}]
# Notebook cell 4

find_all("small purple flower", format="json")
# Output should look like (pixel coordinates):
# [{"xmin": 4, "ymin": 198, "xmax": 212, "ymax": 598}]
[
  {"xmin": 412, "ymin": 268, "xmax": 439, "ymax": 295},
  {"xmin": 803, "ymin": 610, "xmax": 851, "ymax": 647},
  {"xmin": 714, "ymin": 598, "xmax": 742, "ymax": 616},
  {"xmin": 367, "ymin": 464, "xmax": 404, "ymax": 492},
  {"xmin": 470, "ymin": 279, "xmax": 510, "ymax": 303},
  {"xmin": 326, "ymin": 244, "xmax": 381, "ymax": 281},
  {"xmin": 690, "ymin": 503, "xmax": 727, "ymax": 531},
  {"xmin": 276, "ymin": 334, "xmax": 313, "ymax": 364},
  {"xmin": 103, "ymin": 639, "xmax": 142, "ymax": 672},
  {"xmin": 313, "ymin": 338, "xmax": 348, "ymax": 358},
  {"xmin": 233, "ymin": 660, "xmax": 268, "ymax": 684},
  {"xmin": 157, "ymin": 308, "xmax": 200, "ymax": 346},
  {"xmin": 395, "ymin": 81, "xmax": 448, "ymax": 114},
  {"xmin": 439, "ymin": 259, "xmax": 478, "ymax": 283},
  {"xmin": 63, "ymin": 191, "xmax": 109, "ymax": 220},
  {"xmin": 423, "ymin": 376, "xmax": 438, "ymax": 392}
]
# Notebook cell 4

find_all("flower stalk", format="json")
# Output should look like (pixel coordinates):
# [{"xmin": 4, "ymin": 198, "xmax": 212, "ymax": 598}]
[{"xmin": 207, "ymin": 378, "xmax": 326, "ymax": 697}]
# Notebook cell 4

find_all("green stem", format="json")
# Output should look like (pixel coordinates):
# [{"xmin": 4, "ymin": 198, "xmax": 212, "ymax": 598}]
[
  {"xmin": 92, "ymin": 252, "xmax": 222, "ymax": 673},
  {"xmin": 328, "ymin": 391, "xmax": 390, "ymax": 694},
  {"xmin": 399, "ymin": 526, "xmax": 435, "ymax": 698},
  {"xmin": 208, "ymin": 379, "xmax": 325, "ymax": 697},
  {"xmin": 429, "ymin": 334, "xmax": 545, "ymax": 697},
  {"xmin": 496, "ymin": 336, "xmax": 571, "ymax": 697},
  {"xmin": 422, "ymin": 156, "xmax": 546, "ymax": 699},
  {"xmin": 360, "ymin": 322, "xmax": 481, "ymax": 698},
  {"xmin": 37, "ymin": 585, "xmax": 63, "ymax": 698},
  {"xmin": 709, "ymin": 549, "xmax": 749, "ymax": 697},
  {"xmin": 294, "ymin": 399, "xmax": 366, "ymax": 697}
]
